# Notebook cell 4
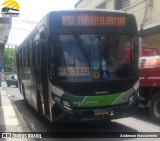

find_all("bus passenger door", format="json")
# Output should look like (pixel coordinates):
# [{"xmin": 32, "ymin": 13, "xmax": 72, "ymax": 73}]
[{"xmin": 40, "ymin": 31, "xmax": 50, "ymax": 116}]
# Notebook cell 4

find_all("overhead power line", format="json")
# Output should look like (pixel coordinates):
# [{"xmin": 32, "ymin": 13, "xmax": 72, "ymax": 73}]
[{"xmin": 12, "ymin": 27, "xmax": 32, "ymax": 32}]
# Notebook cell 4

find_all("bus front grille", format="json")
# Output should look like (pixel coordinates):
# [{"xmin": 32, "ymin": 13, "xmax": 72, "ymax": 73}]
[{"xmin": 53, "ymin": 77, "xmax": 138, "ymax": 96}]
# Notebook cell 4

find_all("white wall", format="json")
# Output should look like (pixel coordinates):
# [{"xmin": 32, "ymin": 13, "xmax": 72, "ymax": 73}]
[
  {"xmin": 76, "ymin": 0, "xmax": 160, "ymax": 29},
  {"xmin": 75, "ymin": 0, "xmax": 160, "ymax": 53},
  {"xmin": 76, "ymin": 0, "xmax": 107, "ymax": 9}
]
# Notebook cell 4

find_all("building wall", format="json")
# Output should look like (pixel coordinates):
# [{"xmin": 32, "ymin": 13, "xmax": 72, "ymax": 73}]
[
  {"xmin": 122, "ymin": 0, "xmax": 160, "ymax": 29},
  {"xmin": 75, "ymin": 0, "xmax": 160, "ymax": 54},
  {"xmin": 75, "ymin": 0, "xmax": 160, "ymax": 29},
  {"xmin": 76, "ymin": 0, "xmax": 106, "ymax": 9}
]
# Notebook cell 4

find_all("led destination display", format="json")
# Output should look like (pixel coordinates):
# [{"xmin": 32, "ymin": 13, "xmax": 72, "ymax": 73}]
[{"xmin": 62, "ymin": 15, "xmax": 126, "ymax": 26}]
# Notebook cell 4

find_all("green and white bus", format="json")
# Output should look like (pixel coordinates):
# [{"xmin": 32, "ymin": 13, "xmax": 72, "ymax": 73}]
[{"xmin": 16, "ymin": 9, "xmax": 139, "ymax": 123}]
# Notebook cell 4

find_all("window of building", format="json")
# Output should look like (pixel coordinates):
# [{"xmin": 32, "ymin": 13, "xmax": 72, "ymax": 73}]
[
  {"xmin": 96, "ymin": 2, "xmax": 106, "ymax": 9},
  {"xmin": 115, "ymin": 0, "xmax": 130, "ymax": 10},
  {"xmin": 122, "ymin": 0, "xmax": 130, "ymax": 8}
]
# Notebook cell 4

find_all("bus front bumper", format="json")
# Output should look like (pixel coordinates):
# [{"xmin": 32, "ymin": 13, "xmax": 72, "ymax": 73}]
[{"xmin": 52, "ymin": 100, "xmax": 138, "ymax": 122}]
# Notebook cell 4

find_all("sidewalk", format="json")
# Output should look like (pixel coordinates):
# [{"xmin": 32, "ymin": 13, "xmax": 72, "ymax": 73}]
[{"xmin": 0, "ymin": 82, "xmax": 34, "ymax": 141}]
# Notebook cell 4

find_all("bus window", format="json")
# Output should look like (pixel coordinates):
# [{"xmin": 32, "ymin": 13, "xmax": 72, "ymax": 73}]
[
  {"xmin": 27, "ymin": 43, "xmax": 30, "ymax": 66},
  {"xmin": 119, "ymin": 43, "xmax": 129, "ymax": 63},
  {"xmin": 34, "ymin": 40, "xmax": 40, "ymax": 66},
  {"xmin": 18, "ymin": 53, "xmax": 21, "ymax": 68},
  {"xmin": 22, "ymin": 49, "xmax": 25, "ymax": 67},
  {"xmin": 51, "ymin": 34, "xmax": 90, "ymax": 81},
  {"xmin": 29, "ymin": 40, "xmax": 33, "ymax": 66},
  {"xmin": 50, "ymin": 34, "xmax": 137, "ymax": 81},
  {"xmin": 25, "ymin": 45, "xmax": 28, "ymax": 66},
  {"xmin": 59, "ymin": 35, "xmax": 88, "ymax": 68}
]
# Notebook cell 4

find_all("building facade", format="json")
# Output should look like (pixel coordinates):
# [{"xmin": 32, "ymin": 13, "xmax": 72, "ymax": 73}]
[{"xmin": 75, "ymin": 0, "xmax": 160, "ymax": 56}]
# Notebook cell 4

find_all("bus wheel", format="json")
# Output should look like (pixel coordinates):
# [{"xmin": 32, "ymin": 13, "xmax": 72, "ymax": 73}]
[{"xmin": 150, "ymin": 93, "xmax": 160, "ymax": 122}]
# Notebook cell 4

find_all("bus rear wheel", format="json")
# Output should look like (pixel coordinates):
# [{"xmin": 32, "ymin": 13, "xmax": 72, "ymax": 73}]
[{"xmin": 150, "ymin": 93, "xmax": 160, "ymax": 122}]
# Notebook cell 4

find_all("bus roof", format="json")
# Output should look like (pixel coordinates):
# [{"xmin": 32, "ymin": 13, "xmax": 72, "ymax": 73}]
[
  {"xmin": 17, "ymin": 9, "xmax": 135, "ymax": 51},
  {"xmin": 48, "ymin": 8, "xmax": 131, "ymax": 15}
]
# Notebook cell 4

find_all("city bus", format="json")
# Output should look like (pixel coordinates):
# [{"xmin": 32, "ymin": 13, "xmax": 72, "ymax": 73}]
[{"xmin": 16, "ymin": 9, "xmax": 139, "ymax": 123}]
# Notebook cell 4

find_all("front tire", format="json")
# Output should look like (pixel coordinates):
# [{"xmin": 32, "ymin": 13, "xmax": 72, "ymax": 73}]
[{"xmin": 150, "ymin": 93, "xmax": 160, "ymax": 122}]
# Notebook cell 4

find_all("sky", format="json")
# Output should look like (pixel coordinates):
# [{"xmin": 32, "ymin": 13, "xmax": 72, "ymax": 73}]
[{"xmin": 0, "ymin": 0, "xmax": 79, "ymax": 47}]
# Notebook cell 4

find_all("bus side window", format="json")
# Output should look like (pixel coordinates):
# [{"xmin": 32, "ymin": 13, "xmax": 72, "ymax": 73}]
[
  {"xmin": 34, "ymin": 40, "xmax": 40, "ymax": 66},
  {"xmin": 16, "ymin": 53, "xmax": 19, "ymax": 69},
  {"xmin": 25, "ymin": 45, "xmax": 28, "ymax": 67},
  {"xmin": 29, "ymin": 40, "xmax": 33, "ymax": 66},
  {"xmin": 27, "ymin": 43, "xmax": 30, "ymax": 66},
  {"xmin": 19, "ymin": 51, "xmax": 22, "ymax": 68},
  {"xmin": 49, "ymin": 41, "xmax": 57, "ymax": 79},
  {"xmin": 24, "ymin": 46, "xmax": 26, "ymax": 67},
  {"xmin": 22, "ymin": 49, "xmax": 24, "ymax": 67},
  {"xmin": 17, "ymin": 53, "xmax": 20, "ymax": 69}
]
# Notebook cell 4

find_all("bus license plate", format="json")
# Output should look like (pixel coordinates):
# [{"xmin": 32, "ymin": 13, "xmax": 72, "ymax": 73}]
[{"xmin": 94, "ymin": 110, "xmax": 109, "ymax": 116}]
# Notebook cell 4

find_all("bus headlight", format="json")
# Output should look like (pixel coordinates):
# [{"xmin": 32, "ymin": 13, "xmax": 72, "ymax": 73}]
[
  {"xmin": 63, "ymin": 100, "xmax": 71, "ymax": 110},
  {"xmin": 129, "ymin": 91, "xmax": 139, "ymax": 105}
]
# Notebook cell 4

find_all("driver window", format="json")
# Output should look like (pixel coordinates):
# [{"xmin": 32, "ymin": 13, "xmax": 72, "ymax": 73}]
[{"xmin": 100, "ymin": 35, "xmax": 119, "ymax": 72}]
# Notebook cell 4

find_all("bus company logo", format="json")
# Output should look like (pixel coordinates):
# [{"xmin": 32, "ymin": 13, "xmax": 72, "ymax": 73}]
[{"xmin": 1, "ymin": 0, "xmax": 20, "ymax": 17}]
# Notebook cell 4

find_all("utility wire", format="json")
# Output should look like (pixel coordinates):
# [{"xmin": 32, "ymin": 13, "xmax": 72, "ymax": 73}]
[
  {"xmin": 122, "ymin": 0, "xmax": 144, "ymax": 11},
  {"xmin": 12, "ymin": 27, "xmax": 32, "ymax": 32}
]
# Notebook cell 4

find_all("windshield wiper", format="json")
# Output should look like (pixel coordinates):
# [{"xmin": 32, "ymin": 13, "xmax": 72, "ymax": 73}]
[{"xmin": 72, "ymin": 30, "xmax": 90, "ymax": 60}]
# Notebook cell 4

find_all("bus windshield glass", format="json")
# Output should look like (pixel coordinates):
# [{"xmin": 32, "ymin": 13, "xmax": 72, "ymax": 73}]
[{"xmin": 50, "ymin": 33, "xmax": 137, "ymax": 82}]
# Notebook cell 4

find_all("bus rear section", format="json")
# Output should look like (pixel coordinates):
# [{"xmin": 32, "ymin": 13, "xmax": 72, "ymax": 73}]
[{"xmin": 16, "ymin": 10, "xmax": 139, "ymax": 123}]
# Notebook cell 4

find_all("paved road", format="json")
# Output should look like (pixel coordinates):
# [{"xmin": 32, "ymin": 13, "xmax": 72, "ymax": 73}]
[{"xmin": 3, "ymin": 82, "xmax": 160, "ymax": 141}]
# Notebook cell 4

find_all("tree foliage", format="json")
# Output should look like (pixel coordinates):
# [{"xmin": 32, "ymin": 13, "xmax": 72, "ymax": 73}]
[{"xmin": 3, "ymin": 48, "xmax": 16, "ymax": 66}]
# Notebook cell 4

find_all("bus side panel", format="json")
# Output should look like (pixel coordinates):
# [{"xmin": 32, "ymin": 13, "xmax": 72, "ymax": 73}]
[{"xmin": 19, "ymin": 68, "xmax": 32, "ymax": 105}]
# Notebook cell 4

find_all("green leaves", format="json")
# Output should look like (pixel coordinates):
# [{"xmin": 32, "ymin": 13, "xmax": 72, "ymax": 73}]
[{"xmin": 4, "ymin": 48, "xmax": 16, "ymax": 67}]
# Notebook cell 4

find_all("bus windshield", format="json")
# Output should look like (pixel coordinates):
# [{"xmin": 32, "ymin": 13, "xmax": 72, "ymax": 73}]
[{"xmin": 50, "ymin": 33, "xmax": 137, "ymax": 82}]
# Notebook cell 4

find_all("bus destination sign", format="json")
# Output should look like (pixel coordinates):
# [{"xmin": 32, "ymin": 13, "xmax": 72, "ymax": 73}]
[{"xmin": 62, "ymin": 15, "xmax": 126, "ymax": 26}]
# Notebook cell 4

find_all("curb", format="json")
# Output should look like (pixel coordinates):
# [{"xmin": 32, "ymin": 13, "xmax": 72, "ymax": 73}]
[{"xmin": 2, "ymin": 88, "xmax": 36, "ymax": 141}]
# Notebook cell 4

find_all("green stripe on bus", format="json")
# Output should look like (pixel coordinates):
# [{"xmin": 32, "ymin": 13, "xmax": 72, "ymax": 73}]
[
  {"xmin": 62, "ymin": 92, "xmax": 121, "ymax": 107},
  {"xmin": 62, "ymin": 92, "xmax": 85, "ymax": 102},
  {"xmin": 79, "ymin": 93, "xmax": 121, "ymax": 107}
]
